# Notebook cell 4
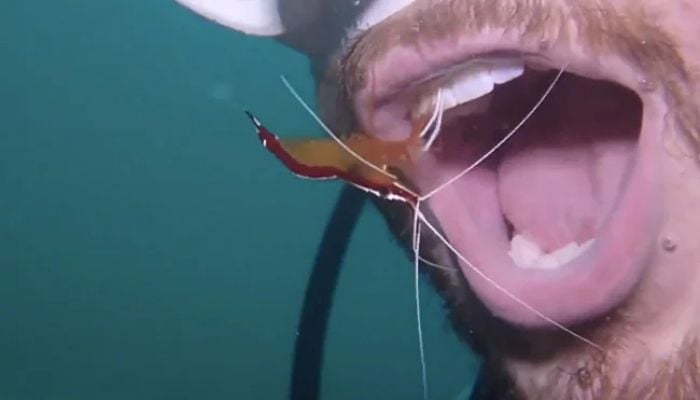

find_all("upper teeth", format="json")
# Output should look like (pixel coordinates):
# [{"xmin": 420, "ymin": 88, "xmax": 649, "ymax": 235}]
[
  {"xmin": 508, "ymin": 234, "xmax": 596, "ymax": 270},
  {"xmin": 414, "ymin": 57, "xmax": 525, "ymax": 117}
]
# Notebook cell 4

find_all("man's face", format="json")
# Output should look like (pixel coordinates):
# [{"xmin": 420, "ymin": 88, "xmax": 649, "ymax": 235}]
[
  {"xmin": 314, "ymin": 1, "xmax": 700, "ymax": 398},
  {"xmin": 179, "ymin": 0, "xmax": 700, "ymax": 398}
]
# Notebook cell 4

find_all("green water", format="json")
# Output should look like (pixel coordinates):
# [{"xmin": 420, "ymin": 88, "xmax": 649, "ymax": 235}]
[{"xmin": 0, "ymin": 2, "xmax": 479, "ymax": 399}]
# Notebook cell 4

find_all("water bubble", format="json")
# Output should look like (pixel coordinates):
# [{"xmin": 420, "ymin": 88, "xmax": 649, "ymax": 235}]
[
  {"xmin": 410, "ymin": 20, "xmax": 423, "ymax": 32},
  {"xmin": 209, "ymin": 82, "xmax": 233, "ymax": 102},
  {"xmin": 639, "ymin": 77, "xmax": 657, "ymax": 92}
]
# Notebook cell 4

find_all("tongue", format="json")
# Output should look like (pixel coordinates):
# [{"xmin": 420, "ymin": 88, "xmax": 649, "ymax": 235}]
[{"xmin": 495, "ymin": 76, "xmax": 637, "ymax": 253}]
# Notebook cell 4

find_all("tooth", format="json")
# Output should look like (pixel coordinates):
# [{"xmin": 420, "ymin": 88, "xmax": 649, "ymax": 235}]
[
  {"xmin": 413, "ymin": 57, "xmax": 525, "ymax": 119},
  {"xmin": 580, "ymin": 238, "xmax": 596, "ymax": 251},
  {"xmin": 508, "ymin": 234, "xmax": 542, "ymax": 268},
  {"xmin": 509, "ymin": 235, "xmax": 596, "ymax": 270},
  {"xmin": 534, "ymin": 254, "xmax": 560, "ymax": 270},
  {"xmin": 551, "ymin": 242, "xmax": 581, "ymax": 265},
  {"xmin": 488, "ymin": 58, "xmax": 525, "ymax": 84},
  {"xmin": 444, "ymin": 65, "xmax": 495, "ymax": 108}
]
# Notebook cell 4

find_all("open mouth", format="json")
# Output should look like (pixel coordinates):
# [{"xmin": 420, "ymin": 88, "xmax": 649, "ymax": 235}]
[{"xmin": 352, "ymin": 43, "xmax": 665, "ymax": 328}]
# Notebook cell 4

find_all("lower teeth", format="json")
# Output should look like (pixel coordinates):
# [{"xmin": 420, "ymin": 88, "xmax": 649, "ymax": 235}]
[{"xmin": 508, "ymin": 234, "xmax": 596, "ymax": 270}]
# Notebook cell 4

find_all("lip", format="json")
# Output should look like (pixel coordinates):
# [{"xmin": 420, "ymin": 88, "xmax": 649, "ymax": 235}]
[{"xmin": 351, "ymin": 28, "xmax": 667, "ymax": 328}]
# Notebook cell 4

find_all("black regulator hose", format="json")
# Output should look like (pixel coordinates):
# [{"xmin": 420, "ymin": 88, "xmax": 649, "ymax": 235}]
[
  {"xmin": 286, "ymin": 184, "xmax": 495, "ymax": 400},
  {"xmin": 288, "ymin": 184, "xmax": 367, "ymax": 400}
]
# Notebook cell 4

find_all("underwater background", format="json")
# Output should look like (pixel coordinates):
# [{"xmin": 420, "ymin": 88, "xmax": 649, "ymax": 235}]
[{"xmin": 1, "ymin": 2, "xmax": 479, "ymax": 399}]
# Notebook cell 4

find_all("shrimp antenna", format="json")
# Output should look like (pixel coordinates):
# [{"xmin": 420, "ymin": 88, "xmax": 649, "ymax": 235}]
[
  {"xmin": 411, "ymin": 203, "xmax": 429, "ymax": 400},
  {"xmin": 280, "ymin": 75, "xmax": 395, "ymax": 179},
  {"xmin": 420, "ymin": 64, "xmax": 568, "ymax": 201},
  {"xmin": 422, "ymin": 93, "xmax": 445, "ymax": 152},
  {"xmin": 418, "ymin": 255, "xmax": 456, "ymax": 272},
  {"xmin": 418, "ymin": 89, "xmax": 444, "ymax": 139}
]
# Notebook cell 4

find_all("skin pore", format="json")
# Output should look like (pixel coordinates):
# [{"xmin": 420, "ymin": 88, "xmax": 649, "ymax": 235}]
[{"xmin": 313, "ymin": 0, "xmax": 700, "ymax": 398}]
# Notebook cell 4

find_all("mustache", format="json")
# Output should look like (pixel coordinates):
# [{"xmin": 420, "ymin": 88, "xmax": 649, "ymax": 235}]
[{"xmin": 336, "ymin": 0, "xmax": 688, "ymax": 107}]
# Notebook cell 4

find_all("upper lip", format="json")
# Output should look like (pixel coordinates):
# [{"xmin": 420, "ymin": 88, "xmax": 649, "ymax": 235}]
[
  {"xmin": 340, "ymin": 0, "xmax": 663, "ymax": 142},
  {"xmin": 338, "ymin": 3, "xmax": 670, "ymax": 329},
  {"xmin": 351, "ymin": 40, "xmax": 644, "ymax": 142}
]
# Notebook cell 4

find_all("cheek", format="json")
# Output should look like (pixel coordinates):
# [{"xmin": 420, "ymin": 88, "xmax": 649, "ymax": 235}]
[
  {"xmin": 316, "ymin": 70, "xmax": 357, "ymax": 135},
  {"xmin": 662, "ymin": 139, "xmax": 700, "ymax": 248},
  {"xmin": 663, "ymin": 169, "xmax": 700, "ymax": 279},
  {"xmin": 631, "ymin": 147, "xmax": 700, "ymax": 325},
  {"xmin": 652, "ymin": 0, "xmax": 700, "ymax": 67}
]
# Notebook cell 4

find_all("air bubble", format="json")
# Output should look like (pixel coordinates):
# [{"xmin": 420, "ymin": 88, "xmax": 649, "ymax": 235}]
[
  {"xmin": 209, "ymin": 82, "xmax": 233, "ymax": 102},
  {"xmin": 639, "ymin": 77, "xmax": 657, "ymax": 92},
  {"xmin": 411, "ymin": 18, "xmax": 425, "ymax": 32}
]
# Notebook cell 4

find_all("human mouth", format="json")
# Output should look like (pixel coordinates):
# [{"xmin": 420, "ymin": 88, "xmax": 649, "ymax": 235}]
[{"xmin": 346, "ymin": 6, "xmax": 668, "ymax": 329}]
